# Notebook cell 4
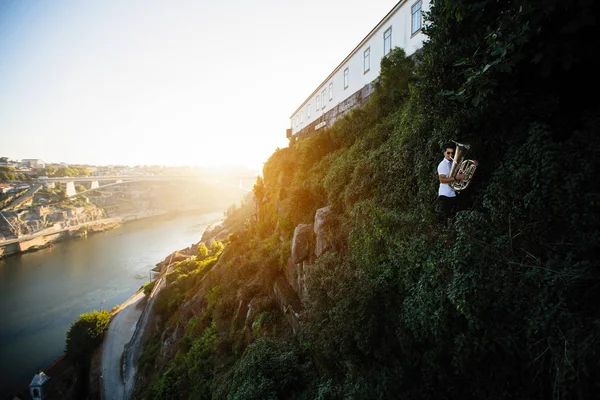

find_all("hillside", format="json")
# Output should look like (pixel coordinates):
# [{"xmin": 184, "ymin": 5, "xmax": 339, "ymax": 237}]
[{"xmin": 134, "ymin": 1, "xmax": 600, "ymax": 398}]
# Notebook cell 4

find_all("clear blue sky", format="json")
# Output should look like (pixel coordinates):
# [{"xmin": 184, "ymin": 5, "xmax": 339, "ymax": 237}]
[{"xmin": 0, "ymin": 0, "xmax": 399, "ymax": 169}]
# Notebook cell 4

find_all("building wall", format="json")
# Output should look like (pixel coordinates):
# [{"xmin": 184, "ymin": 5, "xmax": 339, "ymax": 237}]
[
  {"xmin": 289, "ymin": 0, "xmax": 430, "ymax": 137},
  {"xmin": 22, "ymin": 159, "xmax": 45, "ymax": 169},
  {"xmin": 290, "ymin": 83, "xmax": 376, "ymax": 143}
]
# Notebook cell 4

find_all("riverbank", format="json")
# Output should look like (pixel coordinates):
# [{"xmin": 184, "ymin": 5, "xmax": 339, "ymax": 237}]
[
  {"xmin": 0, "ymin": 209, "xmax": 225, "ymax": 398},
  {"xmin": 0, "ymin": 207, "xmax": 216, "ymax": 260},
  {"xmin": 7, "ymin": 216, "xmax": 226, "ymax": 400},
  {"xmin": 4, "ymin": 290, "xmax": 146, "ymax": 400},
  {"xmin": 0, "ymin": 218, "xmax": 121, "ymax": 259}
]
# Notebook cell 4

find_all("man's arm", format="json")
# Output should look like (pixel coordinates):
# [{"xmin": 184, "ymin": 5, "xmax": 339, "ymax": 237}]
[{"xmin": 439, "ymin": 172, "xmax": 465, "ymax": 184}]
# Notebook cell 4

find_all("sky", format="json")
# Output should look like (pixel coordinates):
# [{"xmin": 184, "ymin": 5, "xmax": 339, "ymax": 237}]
[{"xmin": 0, "ymin": 0, "xmax": 400, "ymax": 170}]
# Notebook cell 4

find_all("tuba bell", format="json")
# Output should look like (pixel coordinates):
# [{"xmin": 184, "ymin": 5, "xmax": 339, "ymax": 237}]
[{"xmin": 448, "ymin": 141, "xmax": 478, "ymax": 192}]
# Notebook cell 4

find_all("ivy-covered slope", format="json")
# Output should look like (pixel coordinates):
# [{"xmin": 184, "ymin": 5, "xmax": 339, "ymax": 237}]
[{"xmin": 137, "ymin": 1, "xmax": 600, "ymax": 398}]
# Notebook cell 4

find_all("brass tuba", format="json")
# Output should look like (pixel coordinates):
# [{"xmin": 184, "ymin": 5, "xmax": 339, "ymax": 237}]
[{"xmin": 448, "ymin": 141, "xmax": 478, "ymax": 192}]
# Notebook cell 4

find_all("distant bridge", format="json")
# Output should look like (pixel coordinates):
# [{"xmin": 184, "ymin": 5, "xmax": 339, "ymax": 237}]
[
  {"xmin": 36, "ymin": 174, "xmax": 259, "ymax": 183},
  {"xmin": 35, "ymin": 175, "xmax": 256, "ymax": 197}
]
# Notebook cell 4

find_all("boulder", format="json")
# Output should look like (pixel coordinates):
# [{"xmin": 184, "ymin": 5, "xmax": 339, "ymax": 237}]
[
  {"xmin": 160, "ymin": 326, "xmax": 177, "ymax": 358},
  {"xmin": 284, "ymin": 256, "xmax": 309, "ymax": 297},
  {"xmin": 273, "ymin": 275, "xmax": 302, "ymax": 335},
  {"xmin": 199, "ymin": 221, "xmax": 225, "ymax": 245},
  {"xmin": 291, "ymin": 224, "xmax": 313, "ymax": 264},
  {"xmin": 314, "ymin": 206, "xmax": 332, "ymax": 257}
]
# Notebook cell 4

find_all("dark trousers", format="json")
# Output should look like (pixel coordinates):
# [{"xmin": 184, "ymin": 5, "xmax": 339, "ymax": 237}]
[{"xmin": 438, "ymin": 195, "xmax": 460, "ymax": 220}]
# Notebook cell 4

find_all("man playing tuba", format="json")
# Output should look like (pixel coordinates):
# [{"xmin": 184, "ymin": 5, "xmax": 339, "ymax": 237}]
[{"xmin": 437, "ymin": 143, "xmax": 465, "ymax": 219}]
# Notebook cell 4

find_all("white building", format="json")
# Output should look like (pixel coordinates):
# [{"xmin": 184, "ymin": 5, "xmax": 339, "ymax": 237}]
[
  {"xmin": 21, "ymin": 159, "xmax": 46, "ymax": 169},
  {"xmin": 288, "ymin": 0, "xmax": 430, "ymax": 141}
]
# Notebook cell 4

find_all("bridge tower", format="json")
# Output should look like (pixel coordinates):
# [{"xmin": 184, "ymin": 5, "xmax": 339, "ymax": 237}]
[
  {"xmin": 65, "ymin": 181, "xmax": 77, "ymax": 197},
  {"xmin": 91, "ymin": 181, "xmax": 99, "ymax": 189}
]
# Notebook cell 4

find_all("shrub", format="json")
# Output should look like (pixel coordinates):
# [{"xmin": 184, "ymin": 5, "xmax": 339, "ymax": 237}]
[
  {"xmin": 216, "ymin": 338, "xmax": 312, "ymax": 400},
  {"xmin": 198, "ymin": 243, "xmax": 209, "ymax": 259},
  {"xmin": 65, "ymin": 310, "xmax": 110, "ymax": 361},
  {"xmin": 143, "ymin": 280, "xmax": 155, "ymax": 296}
]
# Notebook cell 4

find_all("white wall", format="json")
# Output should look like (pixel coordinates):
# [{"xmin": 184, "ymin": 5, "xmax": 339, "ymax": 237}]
[{"xmin": 290, "ymin": 0, "xmax": 430, "ymax": 135}]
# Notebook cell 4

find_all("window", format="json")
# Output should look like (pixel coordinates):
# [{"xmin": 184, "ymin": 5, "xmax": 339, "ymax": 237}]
[
  {"xmin": 307, "ymin": 103, "xmax": 310, "ymax": 118},
  {"xmin": 300, "ymin": 111, "xmax": 303, "ymax": 124},
  {"xmin": 317, "ymin": 95, "xmax": 320, "ymax": 110},
  {"xmin": 322, "ymin": 89, "xmax": 326, "ymax": 109},
  {"xmin": 329, "ymin": 83, "xmax": 333, "ymax": 101},
  {"xmin": 344, "ymin": 68, "xmax": 349, "ymax": 89},
  {"xmin": 364, "ymin": 47, "xmax": 370, "ymax": 73},
  {"xmin": 384, "ymin": 27, "xmax": 392, "ymax": 56},
  {"xmin": 411, "ymin": 1, "xmax": 422, "ymax": 35}
]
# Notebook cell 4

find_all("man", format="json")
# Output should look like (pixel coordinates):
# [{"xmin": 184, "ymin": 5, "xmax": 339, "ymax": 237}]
[{"xmin": 437, "ymin": 143, "xmax": 464, "ymax": 219}]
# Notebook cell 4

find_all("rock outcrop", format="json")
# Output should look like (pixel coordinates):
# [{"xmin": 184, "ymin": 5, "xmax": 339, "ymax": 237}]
[
  {"xmin": 273, "ymin": 275, "xmax": 302, "ymax": 335},
  {"xmin": 291, "ymin": 223, "xmax": 313, "ymax": 264},
  {"xmin": 199, "ymin": 221, "xmax": 229, "ymax": 246},
  {"xmin": 281, "ymin": 206, "xmax": 343, "ymax": 305},
  {"xmin": 0, "ymin": 205, "xmax": 105, "ymax": 238},
  {"xmin": 314, "ymin": 206, "xmax": 332, "ymax": 258}
]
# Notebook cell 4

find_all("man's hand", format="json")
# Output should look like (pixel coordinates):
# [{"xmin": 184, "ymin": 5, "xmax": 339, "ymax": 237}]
[{"xmin": 455, "ymin": 172, "xmax": 465, "ymax": 181}]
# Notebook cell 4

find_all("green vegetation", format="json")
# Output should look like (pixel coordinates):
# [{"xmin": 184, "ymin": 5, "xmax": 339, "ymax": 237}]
[
  {"xmin": 49, "ymin": 166, "xmax": 91, "ymax": 177},
  {"xmin": 0, "ymin": 166, "xmax": 31, "ymax": 182},
  {"xmin": 143, "ymin": 281, "xmax": 156, "ymax": 296},
  {"xmin": 65, "ymin": 310, "xmax": 110, "ymax": 362},
  {"xmin": 33, "ymin": 186, "xmax": 66, "ymax": 205},
  {"xmin": 216, "ymin": 338, "xmax": 314, "ymax": 400},
  {"xmin": 197, "ymin": 243, "xmax": 209, "ymax": 258},
  {"xmin": 138, "ymin": 1, "xmax": 600, "ymax": 398}
]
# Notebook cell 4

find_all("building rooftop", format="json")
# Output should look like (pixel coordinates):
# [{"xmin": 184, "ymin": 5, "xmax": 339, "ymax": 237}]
[{"xmin": 29, "ymin": 371, "xmax": 50, "ymax": 387}]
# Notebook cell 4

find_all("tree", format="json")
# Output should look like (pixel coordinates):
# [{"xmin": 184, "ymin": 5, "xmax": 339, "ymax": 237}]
[
  {"xmin": 44, "ymin": 166, "xmax": 57, "ymax": 176},
  {"xmin": 197, "ymin": 243, "xmax": 209, "ymax": 259},
  {"xmin": 210, "ymin": 240, "xmax": 224, "ymax": 255},
  {"xmin": 65, "ymin": 310, "xmax": 110, "ymax": 361}
]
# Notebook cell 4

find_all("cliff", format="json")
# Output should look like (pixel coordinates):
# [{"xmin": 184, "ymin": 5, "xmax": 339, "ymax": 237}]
[
  {"xmin": 0, "ymin": 204, "xmax": 105, "ymax": 239},
  {"xmin": 131, "ymin": 2, "xmax": 600, "ymax": 399}
]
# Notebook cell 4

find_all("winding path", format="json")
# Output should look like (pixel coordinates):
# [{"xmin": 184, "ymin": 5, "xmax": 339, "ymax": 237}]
[{"xmin": 101, "ymin": 291, "xmax": 145, "ymax": 400}]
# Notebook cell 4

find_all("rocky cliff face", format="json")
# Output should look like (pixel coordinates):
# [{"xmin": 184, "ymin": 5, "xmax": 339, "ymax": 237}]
[
  {"xmin": 129, "ymin": 198, "xmax": 346, "ymax": 398},
  {"xmin": 0, "ymin": 204, "xmax": 105, "ymax": 238}
]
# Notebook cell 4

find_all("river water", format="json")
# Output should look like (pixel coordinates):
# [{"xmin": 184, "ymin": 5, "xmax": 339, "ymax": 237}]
[{"xmin": 0, "ymin": 210, "xmax": 222, "ymax": 396}]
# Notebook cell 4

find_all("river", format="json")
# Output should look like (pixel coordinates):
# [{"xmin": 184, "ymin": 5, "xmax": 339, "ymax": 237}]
[{"xmin": 0, "ymin": 210, "xmax": 222, "ymax": 396}]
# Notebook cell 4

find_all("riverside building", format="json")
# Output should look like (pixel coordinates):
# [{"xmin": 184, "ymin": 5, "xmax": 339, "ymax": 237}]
[{"xmin": 287, "ymin": 0, "xmax": 430, "ymax": 142}]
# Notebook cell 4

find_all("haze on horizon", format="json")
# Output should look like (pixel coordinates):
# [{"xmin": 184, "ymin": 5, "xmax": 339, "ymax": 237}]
[{"xmin": 0, "ymin": 0, "xmax": 399, "ymax": 170}]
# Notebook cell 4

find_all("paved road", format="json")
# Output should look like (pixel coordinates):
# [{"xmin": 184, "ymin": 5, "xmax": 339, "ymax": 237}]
[
  {"xmin": 123, "ymin": 275, "xmax": 166, "ymax": 399},
  {"xmin": 101, "ymin": 291, "xmax": 145, "ymax": 400}
]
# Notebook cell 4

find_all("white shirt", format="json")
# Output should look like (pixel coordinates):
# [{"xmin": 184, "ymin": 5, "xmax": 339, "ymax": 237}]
[{"xmin": 438, "ymin": 159, "xmax": 456, "ymax": 197}]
